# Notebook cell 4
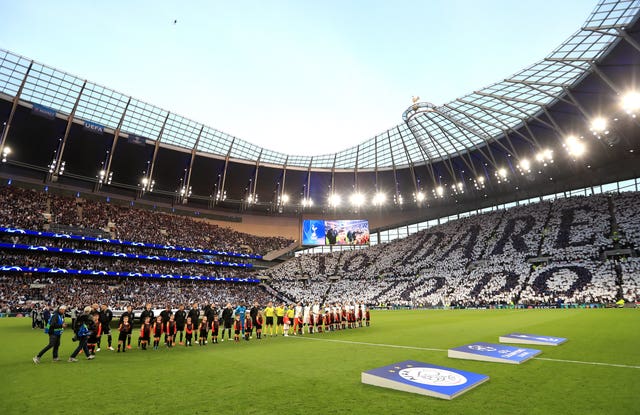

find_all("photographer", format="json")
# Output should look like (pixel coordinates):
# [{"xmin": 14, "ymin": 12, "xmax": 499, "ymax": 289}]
[
  {"xmin": 68, "ymin": 306, "xmax": 96, "ymax": 362},
  {"xmin": 33, "ymin": 305, "xmax": 67, "ymax": 364}
]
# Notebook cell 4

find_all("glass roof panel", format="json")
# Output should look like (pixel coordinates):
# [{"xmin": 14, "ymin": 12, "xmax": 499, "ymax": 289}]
[{"xmin": 0, "ymin": 0, "xmax": 634, "ymax": 170}]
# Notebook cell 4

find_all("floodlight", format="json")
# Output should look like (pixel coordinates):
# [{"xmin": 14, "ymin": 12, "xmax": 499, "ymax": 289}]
[
  {"xmin": 621, "ymin": 91, "xmax": 640, "ymax": 113},
  {"xmin": 565, "ymin": 136, "xmax": 586, "ymax": 157},
  {"xmin": 372, "ymin": 192, "xmax": 386, "ymax": 205},
  {"xmin": 589, "ymin": 117, "xmax": 608, "ymax": 133},
  {"xmin": 350, "ymin": 192, "xmax": 365, "ymax": 206}
]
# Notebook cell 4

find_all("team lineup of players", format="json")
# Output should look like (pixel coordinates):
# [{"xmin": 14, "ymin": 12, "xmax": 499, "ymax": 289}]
[{"xmin": 82, "ymin": 300, "xmax": 371, "ymax": 355}]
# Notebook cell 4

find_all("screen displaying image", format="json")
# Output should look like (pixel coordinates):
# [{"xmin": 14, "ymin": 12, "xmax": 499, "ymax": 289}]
[
  {"xmin": 302, "ymin": 219, "xmax": 370, "ymax": 246},
  {"xmin": 302, "ymin": 220, "xmax": 326, "ymax": 246}
]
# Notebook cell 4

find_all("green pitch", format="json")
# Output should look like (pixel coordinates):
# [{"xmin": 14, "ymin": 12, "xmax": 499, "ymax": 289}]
[{"xmin": 1, "ymin": 308, "xmax": 638, "ymax": 415}]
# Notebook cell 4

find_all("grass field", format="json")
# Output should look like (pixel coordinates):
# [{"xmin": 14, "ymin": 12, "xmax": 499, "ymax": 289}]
[{"xmin": 0, "ymin": 308, "xmax": 638, "ymax": 415}]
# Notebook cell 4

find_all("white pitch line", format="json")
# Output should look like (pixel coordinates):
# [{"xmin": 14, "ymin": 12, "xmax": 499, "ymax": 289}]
[
  {"xmin": 291, "ymin": 336, "xmax": 640, "ymax": 369},
  {"xmin": 533, "ymin": 357, "xmax": 640, "ymax": 369},
  {"xmin": 291, "ymin": 335, "xmax": 446, "ymax": 352}
]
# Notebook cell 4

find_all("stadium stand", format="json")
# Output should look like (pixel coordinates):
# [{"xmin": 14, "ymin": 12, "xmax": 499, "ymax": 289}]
[{"xmin": 1, "ymin": 188, "xmax": 639, "ymax": 313}]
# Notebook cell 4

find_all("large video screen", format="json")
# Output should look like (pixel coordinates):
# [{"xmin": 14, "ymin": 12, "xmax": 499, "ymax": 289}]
[{"xmin": 302, "ymin": 219, "xmax": 370, "ymax": 246}]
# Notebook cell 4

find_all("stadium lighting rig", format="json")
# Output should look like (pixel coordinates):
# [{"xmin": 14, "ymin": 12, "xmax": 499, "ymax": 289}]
[
  {"xmin": 246, "ymin": 193, "xmax": 258, "ymax": 204},
  {"xmin": 564, "ymin": 135, "xmax": 586, "ymax": 158},
  {"xmin": 140, "ymin": 176, "xmax": 155, "ymax": 192},
  {"xmin": 535, "ymin": 149, "xmax": 554, "ymax": 166},
  {"xmin": 494, "ymin": 167, "xmax": 508, "ymax": 183},
  {"xmin": 621, "ymin": 91, "xmax": 640, "ymax": 115},
  {"xmin": 350, "ymin": 192, "xmax": 365, "ymax": 207},
  {"xmin": 1, "ymin": 146, "xmax": 10, "ymax": 163},
  {"xmin": 452, "ymin": 182, "xmax": 465, "ymax": 195},
  {"xmin": 97, "ymin": 169, "xmax": 113, "ymax": 185},
  {"xmin": 301, "ymin": 197, "xmax": 313, "ymax": 207},
  {"xmin": 215, "ymin": 189, "xmax": 227, "ymax": 201},
  {"xmin": 413, "ymin": 191, "xmax": 426, "ymax": 203},
  {"xmin": 589, "ymin": 117, "xmax": 609, "ymax": 134},
  {"xmin": 372, "ymin": 192, "xmax": 386, "ymax": 206},
  {"xmin": 517, "ymin": 158, "xmax": 531, "ymax": 174},
  {"xmin": 328, "ymin": 193, "xmax": 341, "ymax": 208}
]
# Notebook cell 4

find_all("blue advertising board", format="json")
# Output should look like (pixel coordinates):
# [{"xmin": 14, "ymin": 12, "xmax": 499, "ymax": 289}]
[
  {"xmin": 448, "ymin": 342, "xmax": 541, "ymax": 364},
  {"xmin": 499, "ymin": 333, "xmax": 567, "ymax": 346},
  {"xmin": 361, "ymin": 360, "xmax": 489, "ymax": 400}
]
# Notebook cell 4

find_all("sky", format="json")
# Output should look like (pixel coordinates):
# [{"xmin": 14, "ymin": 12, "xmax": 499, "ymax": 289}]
[{"xmin": 0, "ymin": 0, "xmax": 596, "ymax": 156}]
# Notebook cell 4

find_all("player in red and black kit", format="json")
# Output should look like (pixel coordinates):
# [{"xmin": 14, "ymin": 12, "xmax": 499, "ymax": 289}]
[
  {"xmin": 165, "ymin": 314, "xmax": 177, "ymax": 348},
  {"xmin": 184, "ymin": 317, "xmax": 194, "ymax": 347},
  {"xmin": 139, "ymin": 316, "xmax": 151, "ymax": 350},
  {"xmin": 365, "ymin": 307, "xmax": 370, "ymax": 327},
  {"xmin": 255, "ymin": 311, "xmax": 263, "ymax": 339},
  {"xmin": 87, "ymin": 313, "xmax": 102, "ymax": 356},
  {"xmin": 198, "ymin": 316, "xmax": 209, "ymax": 346},
  {"xmin": 233, "ymin": 315, "xmax": 242, "ymax": 343},
  {"xmin": 152, "ymin": 316, "xmax": 163, "ymax": 350},
  {"xmin": 117, "ymin": 315, "xmax": 131, "ymax": 353},
  {"xmin": 119, "ymin": 305, "xmax": 135, "ymax": 350},
  {"xmin": 244, "ymin": 314, "xmax": 253, "ymax": 341},
  {"xmin": 211, "ymin": 315, "xmax": 220, "ymax": 344}
]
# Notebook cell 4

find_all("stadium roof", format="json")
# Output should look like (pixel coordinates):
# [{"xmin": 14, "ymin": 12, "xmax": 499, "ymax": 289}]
[
  {"xmin": 0, "ymin": 0, "xmax": 640, "ymax": 218},
  {"xmin": 1, "ymin": 0, "xmax": 638, "ymax": 172}
]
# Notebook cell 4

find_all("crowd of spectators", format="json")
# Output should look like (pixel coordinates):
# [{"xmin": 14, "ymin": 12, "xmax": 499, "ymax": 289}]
[
  {"xmin": 267, "ymin": 193, "xmax": 638, "ymax": 307},
  {"xmin": 612, "ymin": 192, "xmax": 640, "ymax": 248},
  {"xmin": 0, "ymin": 185, "xmax": 293, "ymax": 255},
  {"xmin": 0, "ymin": 274, "xmax": 270, "ymax": 313}
]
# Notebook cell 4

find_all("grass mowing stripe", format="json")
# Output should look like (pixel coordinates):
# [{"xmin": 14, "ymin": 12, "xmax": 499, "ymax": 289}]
[
  {"xmin": 293, "ymin": 335, "xmax": 640, "ymax": 370},
  {"xmin": 533, "ymin": 357, "xmax": 640, "ymax": 369},
  {"xmin": 291, "ymin": 334, "xmax": 447, "ymax": 352}
]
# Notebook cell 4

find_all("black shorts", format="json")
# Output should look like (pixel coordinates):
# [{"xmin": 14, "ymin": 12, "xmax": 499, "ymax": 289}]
[
  {"xmin": 276, "ymin": 316, "xmax": 284, "ymax": 326},
  {"xmin": 118, "ymin": 333, "xmax": 128, "ymax": 342},
  {"xmin": 176, "ymin": 324, "xmax": 185, "ymax": 331},
  {"xmin": 101, "ymin": 325, "xmax": 111, "ymax": 335},
  {"xmin": 266, "ymin": 316, "xmax": 274, "ymax": 325}
]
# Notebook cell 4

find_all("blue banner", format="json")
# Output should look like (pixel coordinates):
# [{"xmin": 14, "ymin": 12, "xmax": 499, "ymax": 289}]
[
  {"xmin": 83, "ymin": 120, "xmax": 104, "ymax": 134},
  {"xmin": 31, "ymin": 103, "xmax": 57, "ymax": 120},
  {"xmin": 0, "ymin": 242, "xmax": 252, "ymax": 268},
  {"xmin": 362, "ymin": 360, "xmax": 489, "ymax": 399},
  {"xmin": 127, "ymin": 134, "xmax": 146, "ymax": 146},
  {"xmin": 0, "ymin": 265, "xmax": 259, "ymax": 283},
  {"xmin": 448, "ymin": 342, "xmax": 541, "ymax": 364},
  {"xmin": 499, "ymin": 333, "xmax": 567, "ymax": 346},
  {"xmin": 0, "ymin": 227, "xmax": 261, "ymax": 259}
]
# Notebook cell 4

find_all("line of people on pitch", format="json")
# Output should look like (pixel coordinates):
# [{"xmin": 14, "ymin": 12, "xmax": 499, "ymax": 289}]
[{"xmin": 33, "ymin": 300, "xmax": 371, "ymax": 364}]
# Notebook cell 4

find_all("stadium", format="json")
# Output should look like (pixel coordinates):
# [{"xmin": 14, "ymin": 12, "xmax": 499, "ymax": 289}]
[{"xmin": 0, "ymin": 1, "xmax": 639, "ymax": 414}]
